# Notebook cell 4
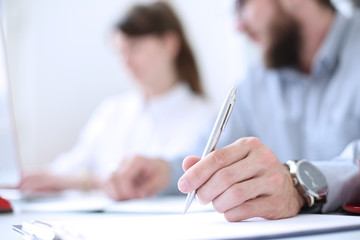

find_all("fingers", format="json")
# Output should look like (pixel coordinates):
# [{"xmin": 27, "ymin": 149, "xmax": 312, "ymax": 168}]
[
  {"xmin": 196, "ymin": 158, "xmax": 262, "ymax": 204},
  {"xmin": 103, "ymin": 174, "xmax": 127, "ymax": 201},
  {"xmin": 138, "ymin": 174, "xmax": 160, "ymax": 198},
  {"xmin": 219, "ymin": 166, "xmax": 304, "ymax": 222},
  {"xmin": 211, "ymin": 177, "xmax": 271, "ymax": 213},
  {"xmin": 222, "ymin": 191, "xmax": 301, "ymax": 222},
  {"xmin": 137, "ymin": 159, "xmax": 170, "ymax": 198},
  {"xmin": 112, "ymin": 157, "xmax": 146, "ymax": 200},
  {"xmin": 119, "ymin": 161, "xmax": 144, "ymax": 199},
  {"xmin": 105, "ymin": 156, "xmax": 169, "ymax": 201},
  {"xmin": 182, "ymin": 156, "xmax": 201, "ymax": 172},
  {"xmin": 178, "ymin": 137, "xmax": 305, "ymax": 222},
  {"xmin": 18, "ymin": 173, "xmax": 52, "ymax": 192},
  {"xmin": 223, "ymin": 196, "xmax": 274, "ymax": 222},
  {"xmin": 178, "ymin": 138, "xmax": 257, "ymax": 193}
]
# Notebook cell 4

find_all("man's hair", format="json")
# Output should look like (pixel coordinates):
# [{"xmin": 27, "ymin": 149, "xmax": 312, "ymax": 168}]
[{"xmin": 316, "ymin": 0, "xmax": 335, "ymax": 10}]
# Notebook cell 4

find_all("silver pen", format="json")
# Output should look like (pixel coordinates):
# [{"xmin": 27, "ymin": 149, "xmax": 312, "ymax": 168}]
[{"xmin": 184, "ymin": 86, "xmax": 237, "ymax": 214}]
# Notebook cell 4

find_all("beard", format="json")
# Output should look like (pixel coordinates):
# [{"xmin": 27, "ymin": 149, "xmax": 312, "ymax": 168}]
[{"xmin": 264, "ymin": 14, "xmax": 301, "ymax": 69}]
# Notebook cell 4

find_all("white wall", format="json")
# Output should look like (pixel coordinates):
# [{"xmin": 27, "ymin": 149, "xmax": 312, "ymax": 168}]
[
  {"xmin": 5, "ymin": 0, "xmax": 354, "ymax": 169},
  {"xmin": 5, "ymin": 0, "xmax": 247, "ymax": 169}
]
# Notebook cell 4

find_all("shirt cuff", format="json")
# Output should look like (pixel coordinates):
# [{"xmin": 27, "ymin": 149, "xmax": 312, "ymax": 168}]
[{"xmin": 312, "ymin": 160, "xmax": 360, "ymax": 213}]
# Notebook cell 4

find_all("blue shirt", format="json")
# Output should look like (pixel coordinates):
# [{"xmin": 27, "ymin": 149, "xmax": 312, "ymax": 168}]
[{"xmin": 168, "ymin": 10, "xmax": 360, "ymax": 213}]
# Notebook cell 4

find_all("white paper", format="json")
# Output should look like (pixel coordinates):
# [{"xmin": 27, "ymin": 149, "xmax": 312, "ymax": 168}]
[
  {"xmin": 105, "ymin": 195, "xmax": 214, "ymax": 214},
  {"xmin": 13, "ymin": 191, "xmax": 113, "ymax": 213},
  {"xmin": 46, "ymin": 212, "xmax": 360, "ymax": 240},
  {"xmin": 12, "ymin": 191, "xmax": 213, "ymax": 214},
  {"xmin": 9, "ymin": 193, "xmax": 360, "ymax": 239}
]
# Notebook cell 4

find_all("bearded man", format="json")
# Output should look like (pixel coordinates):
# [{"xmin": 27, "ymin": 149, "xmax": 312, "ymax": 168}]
[{"xmin": 177, "ymin": 0, "xmax": 360, "ymax": 221}]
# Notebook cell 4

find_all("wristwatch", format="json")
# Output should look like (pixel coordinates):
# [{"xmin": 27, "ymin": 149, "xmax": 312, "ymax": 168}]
[{"xmin": 285, "ymin": 160, "xmax": 328, "ymax": 209}]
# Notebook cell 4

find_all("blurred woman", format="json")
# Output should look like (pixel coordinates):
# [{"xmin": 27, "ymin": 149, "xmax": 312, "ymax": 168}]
[{"xmin": 20, "ymin": 1, "xmax": 214, "ymax": 199}]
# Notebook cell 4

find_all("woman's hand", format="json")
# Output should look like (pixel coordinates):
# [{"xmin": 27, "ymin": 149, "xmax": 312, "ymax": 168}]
[
  {"xmin": 104, "ymin": 156, "xmax": 170, "ymax": 201},
  {"xmin": 19, "ymin": 171, "xmax": 83, "ymax": 192}
]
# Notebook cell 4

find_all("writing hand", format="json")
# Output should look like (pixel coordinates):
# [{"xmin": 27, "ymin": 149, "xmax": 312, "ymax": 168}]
[{"xmin": 178, "ymin": 137, "xmax": 305, "ymax": 221}]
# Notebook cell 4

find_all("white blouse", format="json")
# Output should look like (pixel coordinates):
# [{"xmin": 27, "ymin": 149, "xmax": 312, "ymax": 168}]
[{"xmin": 50, "ymin": 83, "xmax": 215, "ymax": 178}]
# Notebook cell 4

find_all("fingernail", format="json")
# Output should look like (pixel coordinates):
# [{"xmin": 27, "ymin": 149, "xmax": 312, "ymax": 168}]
[{"xmin": 178, "ymin": 179, "xmax": 188, "ymax": 192}]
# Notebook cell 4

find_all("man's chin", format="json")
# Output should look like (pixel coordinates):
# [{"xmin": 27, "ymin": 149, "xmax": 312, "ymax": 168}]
[
  {"xmin": 246, "ymin": 32, "xmax": 263, "ymax": 45},
  {"xmin": 263, "ymin": 42, "xmax": 300, "ymax": 70}
]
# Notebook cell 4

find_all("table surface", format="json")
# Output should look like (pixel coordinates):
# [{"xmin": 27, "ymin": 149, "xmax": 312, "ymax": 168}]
[
  {"xmin": 1, "ymin": 212, "xmax": 360, "ymax": 240},
  {"xmin": 1, "ymin": 192, "xmax": 360, "ymax": 240}
]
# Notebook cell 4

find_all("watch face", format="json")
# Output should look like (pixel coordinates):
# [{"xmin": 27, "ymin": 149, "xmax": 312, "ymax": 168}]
[{"xmin": 297, "ymin": 161, "xmax": 328, "ymax": 197}]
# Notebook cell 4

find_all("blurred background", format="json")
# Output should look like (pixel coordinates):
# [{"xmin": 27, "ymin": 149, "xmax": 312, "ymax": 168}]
[{"xmin": 0, "ymin": 0, "xmax": 357, "ymax": 169}]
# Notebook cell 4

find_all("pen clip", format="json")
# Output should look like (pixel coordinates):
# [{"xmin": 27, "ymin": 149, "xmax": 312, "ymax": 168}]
[{"xmin": 220, "ymin": 89, "xmax": 236, "ymax": 133}]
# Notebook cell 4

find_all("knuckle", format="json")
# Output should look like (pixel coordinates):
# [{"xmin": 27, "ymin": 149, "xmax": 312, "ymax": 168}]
[
  {"xmin": 134, "ymin": 155, "xmax": 144, "ymax": 164},
  {"xmin": 230, "ymin": 184, "xmax": 245, "ymax": 202},
  {"xmin": 246, "ymin": 137, "xmax": 261, "ymax": 147},
  {"xmin": 186, "ymin": 169, "xmax": 204, "ymax": 191},
  {"xmin": 259, "ymin": 149, "xmax": 277, "ymax": 167},
  {"xmin": 196, "ymin": 189, "xmax": 210, "ymax": 204},
  {"xmin": 190, "ymin": 168, "xmax": 202, "ymax": 184},
  {"xmin": 270, "ymin": 172, "xmax": 284, "ymax": 188},
  {"xmin": 113, "ymin": 171, "xmax": 123, "ymax": 181},
  {"xmin": 224, "ymin": 212, "xmax": 237, "ymax": 222},
  {"xmin": 212, "ymin": 149, "xmax": 229, "ymax": 167},
  {"xmin": 224, "ymin": 208, "xmax": 248, "ymax": 222},
  {"xmin": 212, "ymin": 201, "xmax": 225, "ymax": 213},
  {"xmin": 216, "ymin": 169, "xmax": 233, "ymax": 187}
]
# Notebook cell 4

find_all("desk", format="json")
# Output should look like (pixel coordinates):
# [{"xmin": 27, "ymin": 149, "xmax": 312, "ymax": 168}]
[{"xmin": 0, "ymin": 193, "xmax": 360, "ymax": 240}]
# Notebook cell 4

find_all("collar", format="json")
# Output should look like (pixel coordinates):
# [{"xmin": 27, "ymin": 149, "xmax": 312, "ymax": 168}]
[{"xmin": 312, "ymin": 11, "xmax": 349, "ymax": 77}]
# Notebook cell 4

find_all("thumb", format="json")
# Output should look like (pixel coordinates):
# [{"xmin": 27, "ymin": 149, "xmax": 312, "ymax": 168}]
[{"xmin": 183, "ymin": 156, "xmax": 201, "ymax": 172}]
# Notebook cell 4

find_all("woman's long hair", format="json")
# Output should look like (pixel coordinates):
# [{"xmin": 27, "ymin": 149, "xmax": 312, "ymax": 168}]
[{"xmin": 115, "ymin": 1, "xmax": 203, "ymax": 95}]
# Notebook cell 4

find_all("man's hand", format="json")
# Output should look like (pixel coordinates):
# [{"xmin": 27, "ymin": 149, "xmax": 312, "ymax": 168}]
[
  {"xmin": 104, "ymin": 156, "xmax": 170, "ymax": 201},
  {"xmin": 178, "ymin": 137, "xmax": 305, "ymax": 222}
]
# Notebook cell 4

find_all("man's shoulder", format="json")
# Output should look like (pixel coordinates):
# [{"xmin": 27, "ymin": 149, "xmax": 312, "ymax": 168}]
[
  {"xmin": 343, "ymin": 10, "xmax": 360, "ymax": 51},
  {"xmin": 337, "ymin": 10, "xmax": 360, "ymax": 77},
  {"xmin": 351, "ymin": 8, "xmax": 360, "ymax": 26}
]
